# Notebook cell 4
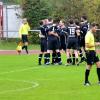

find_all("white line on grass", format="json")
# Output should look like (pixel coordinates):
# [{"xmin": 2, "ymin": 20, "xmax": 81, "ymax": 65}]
[
  {"xmin": 0, "ymin": 66, "xmax": 52, "ymax": 94},
  {"xmin": 0, "ymin": 67, "xmax": 44, "ymax": 94},
  {"xmin": 0, "ymin": 66, "xmax": 46, "ymax": 75},
  {"xmin": 0, "ymin": 79, "xmax": 39, "ymax": 94},
  {"xmin": 0, "ymin": 66, "xmax": 50, "ymax": 94}
]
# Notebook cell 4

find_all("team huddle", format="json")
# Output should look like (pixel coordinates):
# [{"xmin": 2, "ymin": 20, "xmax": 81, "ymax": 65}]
[{"xmin": 38, "ymin": 16, "xmax": 89, "ymax": 66}]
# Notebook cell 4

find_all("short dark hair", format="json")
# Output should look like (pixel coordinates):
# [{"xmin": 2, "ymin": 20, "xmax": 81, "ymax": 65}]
[
  {"xmin": 39, "ymin": 20, "xmax": 43, "ymax": 25},
  {"xmin": 53, "ymin": 18, "xmax": 60, "ymax": 24},
  {"xmin": 81, "ymin": 15, "xmax": 87, "ymax": 20},
  {"xmin": 91, "ymin": 22, "xmax": 98, "ymax": 28},
  {"xmin": 75, "ymin": 19, "xmax": 80, "ymax": 26},
  {"xmin": 48, "ymin": 17, "xmax": 53, "ymax": 22},
  {"xmin": 69, "ymin": 19, "xmax": 74, "ymax": 24}
]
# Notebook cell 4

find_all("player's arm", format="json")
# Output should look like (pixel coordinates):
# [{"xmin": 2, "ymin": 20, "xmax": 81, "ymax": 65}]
[
  {"xmin": 48, "ymin": 31, "xmax": 53, "ymax": 35},
  {"xmin": 76, "ymin": 29, "xmax": 80, "ymax": 36},
  {"xmin": 27, "ymin": 23, "xmax": 31, "ymax": 37},
  {"xmin": 62, "ymin": 28, "xmax": 68, "ymax": 36},
  {"xmin": 48, "ymin": 31, "xmax": 59, "ymax": 37},
  {"xmin": 27, "ymin": 23, "xmax": 31, "ymax": 31},
  {"xmin": 95, "ymin": 42, "xmax": 100, "ymax": 46},
  {"xmin": 39, "ymin": 28, "xmax": 45, "ymax": 38},
  {"xmin": 54, "ymin": 32, "xmax": 59, "ymax": 37},
  {"xmin": 19, "ymin": 25, "xmax": 23, "ymax": 38}
]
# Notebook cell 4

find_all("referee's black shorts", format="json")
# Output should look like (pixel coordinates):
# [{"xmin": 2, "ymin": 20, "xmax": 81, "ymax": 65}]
[
  {"xmin": 86, "ymin": 50, "xmax": 99, "ymax": 65},
  {"xmin": 22, "ymin": 35, "xmax": 28, "ymax": 43}
]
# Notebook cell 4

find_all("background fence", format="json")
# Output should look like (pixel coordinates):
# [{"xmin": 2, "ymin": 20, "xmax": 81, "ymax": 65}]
[{"xmin": 0, "ymin": 2, "xmax": 22, "ymax": 39}]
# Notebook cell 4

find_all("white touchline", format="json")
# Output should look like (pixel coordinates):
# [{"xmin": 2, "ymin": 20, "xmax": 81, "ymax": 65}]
[{"xmin": 0, "ymin": 79, "xmax": 39, "ymax": 94}]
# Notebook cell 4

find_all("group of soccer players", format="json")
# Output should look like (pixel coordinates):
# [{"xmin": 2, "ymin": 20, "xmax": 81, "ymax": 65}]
[
  {"xmin": 38, "ymin": 15, "xmax": 90, "ymax": 66},
  {"xmin": 18, "ymin": 17, "xmax": 100, "ymax": 86}
]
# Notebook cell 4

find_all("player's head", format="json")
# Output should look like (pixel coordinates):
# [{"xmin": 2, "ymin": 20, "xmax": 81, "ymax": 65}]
[
  {"xmin": 59, "ymin": 19, "xmax": 65, "ymax": 27},
  {"xmin": 90, "ymin": 22, "xmax": 98, "ymax": 33},
  {"xmin": 81, "ymin": 15, "xmax": 87, "ymax": 22},
  {"xmin": 44, "ymin": 19, "xmax": 49, "ymax": 25},
  {"xmin": 22, "ymin": 18, "xmax": 28, "ymax": 24},
  {"xmin": 53, "ymin": 18, "xmax": 60, "ymax": 25},
  {"xmin": 75, "ymin": 19, "xmax": 80, "ymax": 26},
  {"xmin": 39, "ymin": 20, "xmax": 44, "ymax": 26},
  {"xmin": 48, "ymin": 17, "xmax": 53, "ymax": 23},
  {"xmin": 69, "ymin": 19, "xmax": 74, "ymax": 25}
]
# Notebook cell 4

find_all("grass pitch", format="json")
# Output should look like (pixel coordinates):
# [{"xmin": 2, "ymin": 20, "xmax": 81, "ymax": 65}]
[
  {"xmin": 0, "ymin": 54, "xmax": 100, "ymax": 100},
  {"xmin": 0, "ymin": 40, "xmax": 39, "ymax": 50}
]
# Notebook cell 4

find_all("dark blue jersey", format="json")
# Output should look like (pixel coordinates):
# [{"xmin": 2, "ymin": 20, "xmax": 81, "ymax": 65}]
[
  {"xmin": 39, "ymin": 25, "xmax": 47, "ymax": 38},
  {"xmin": 80, "ymin": 22, "xmax": 89, "ymax": 37},
  {"xmin": 47, "ymin": 24, "xmax": 59, "ymax": 37},
  {"xmin": 67, "ymin": 25, "xmax": 77, "ymax": 37},
  {"xmin": 44, "ymin": 23, "xmax": 53, "ymax": 36},
  {"xmin": 58, "ymin": 27, "xmax": 68, "ymax": 36},
  {"xmin": 48, "ymin": 25, "xmax": 58, "ymax": 32}
]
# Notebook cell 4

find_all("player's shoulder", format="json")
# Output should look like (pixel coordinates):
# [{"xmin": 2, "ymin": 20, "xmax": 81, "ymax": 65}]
[
  {"xmin": 86, "ymin": 31, "xmax": 92, "ymax": 37},
  {"xmin": 67, "ymin": 25, "xmax": 76, "ymax": 29}
]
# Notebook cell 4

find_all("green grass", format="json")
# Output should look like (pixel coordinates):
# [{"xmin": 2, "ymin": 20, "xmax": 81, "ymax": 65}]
[
  {"xmin": 0, "ymin": 54, "xmax": 100, "ymax": 100},
  {"xmin": 0, "ymin": 40, "xmax": 100, "ymax": 50},
  {"xmin": 0, "ymin": 40, "xmax": 39, "ymax": 50}
]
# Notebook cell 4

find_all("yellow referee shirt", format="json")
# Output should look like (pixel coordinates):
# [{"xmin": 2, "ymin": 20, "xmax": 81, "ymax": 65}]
[
  {"xmin": 19, "ymin": 23, "xmax": 30, "ymax": 35},
  {"xmin": 85, "ymin": 31, "xmax": 95, "ymax": 50}
]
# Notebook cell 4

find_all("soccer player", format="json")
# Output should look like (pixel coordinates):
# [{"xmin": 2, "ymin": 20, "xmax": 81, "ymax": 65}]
[
  {"xmin": 66, "ymin": 19, "xmax": 79, "ymax": 66},
  {"xmin": 59, "ymin": 19, "xmax": 68, "ymax": 52},
  {"xmin": 80, "ymin": 15, "xmax": 89, "ymax": 63},
  {"xmin": 72, "ymin": 19, "xmax": 81, "ymax": 65},
  {"xmin": 46, "ymin": 19, "xmax": 62, "ymax": 65},
  {"xmin": 38, "ymin": 20, "xmax": 48, "ymax": 65},
  {"xmin": 80, "ymin": 15, "xmax": 90, "ymax": 47},
  {"xmin": 75, "ymin": 19, "xmax": 83, "ymax": 65},
  {"xmin": 84, "ymin": 23, "xmax": 100, "ymax": 86},
  {"xmin": 45, "ymin": 18, "xmax": 58, "ymax": 64},
  {"xmin": 19, "ymin": 18, "xmax": 30, "ymax": 54}
]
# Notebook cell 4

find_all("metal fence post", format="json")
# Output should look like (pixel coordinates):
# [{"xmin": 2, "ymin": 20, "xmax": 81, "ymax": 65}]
[{"xmin": 5, "ymin": 3, "xmax": 8, "ymax": 40}]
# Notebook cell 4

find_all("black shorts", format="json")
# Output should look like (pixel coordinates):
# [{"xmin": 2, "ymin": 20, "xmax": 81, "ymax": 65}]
[
  {"xmin": 77, "ymin": 36, "xmax": 81, "ymax": 50},
  {"xmin": 60, "ymin": 35, "xmax": 66, "ymax": 51},
  {"xmin": 80, "ymin": 37, "xmax": 85, "ymax": 48},
  {"xmin": 40, "ymin": 38, "xmax": 47, "ymax": 52},
  {"xmin": 22, "ymin": 35, "xmax": 28, "ymax": 43},
  {"xmin": 86, "ymin": 50, "xmax": 99, "ymax": 65},
  {"xmin": 47, "ymin": 36, "xmax": 59, "ymax": 50},
  {"xmin": 66, "ymin": 37, "xmax": 78, "ymax": 50},
  {"xmin": 60, "ymin": 41, "xmax": 66, "ymax": 51}
]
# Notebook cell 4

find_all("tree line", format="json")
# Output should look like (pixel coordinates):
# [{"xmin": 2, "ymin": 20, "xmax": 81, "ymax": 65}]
[
  {"xmin": 20, "ymin": 0, "xmax": 100, "ymax": 43},
  {"xmin": 3, "ymin": 0, "xmax": 100, "ymax": 28},
  {"xmin": 4, "ymin": 0, "xmax": 100, "ymax": 43}
]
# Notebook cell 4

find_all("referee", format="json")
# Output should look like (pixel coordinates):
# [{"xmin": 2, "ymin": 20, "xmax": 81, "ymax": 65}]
[
  {"xmin": 19, "ymin": 18, "xmax": 30, "ymax": 54},
  {"xmin": 84, "ymin": 23, "xmax": 100, "ymax": 86}
]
